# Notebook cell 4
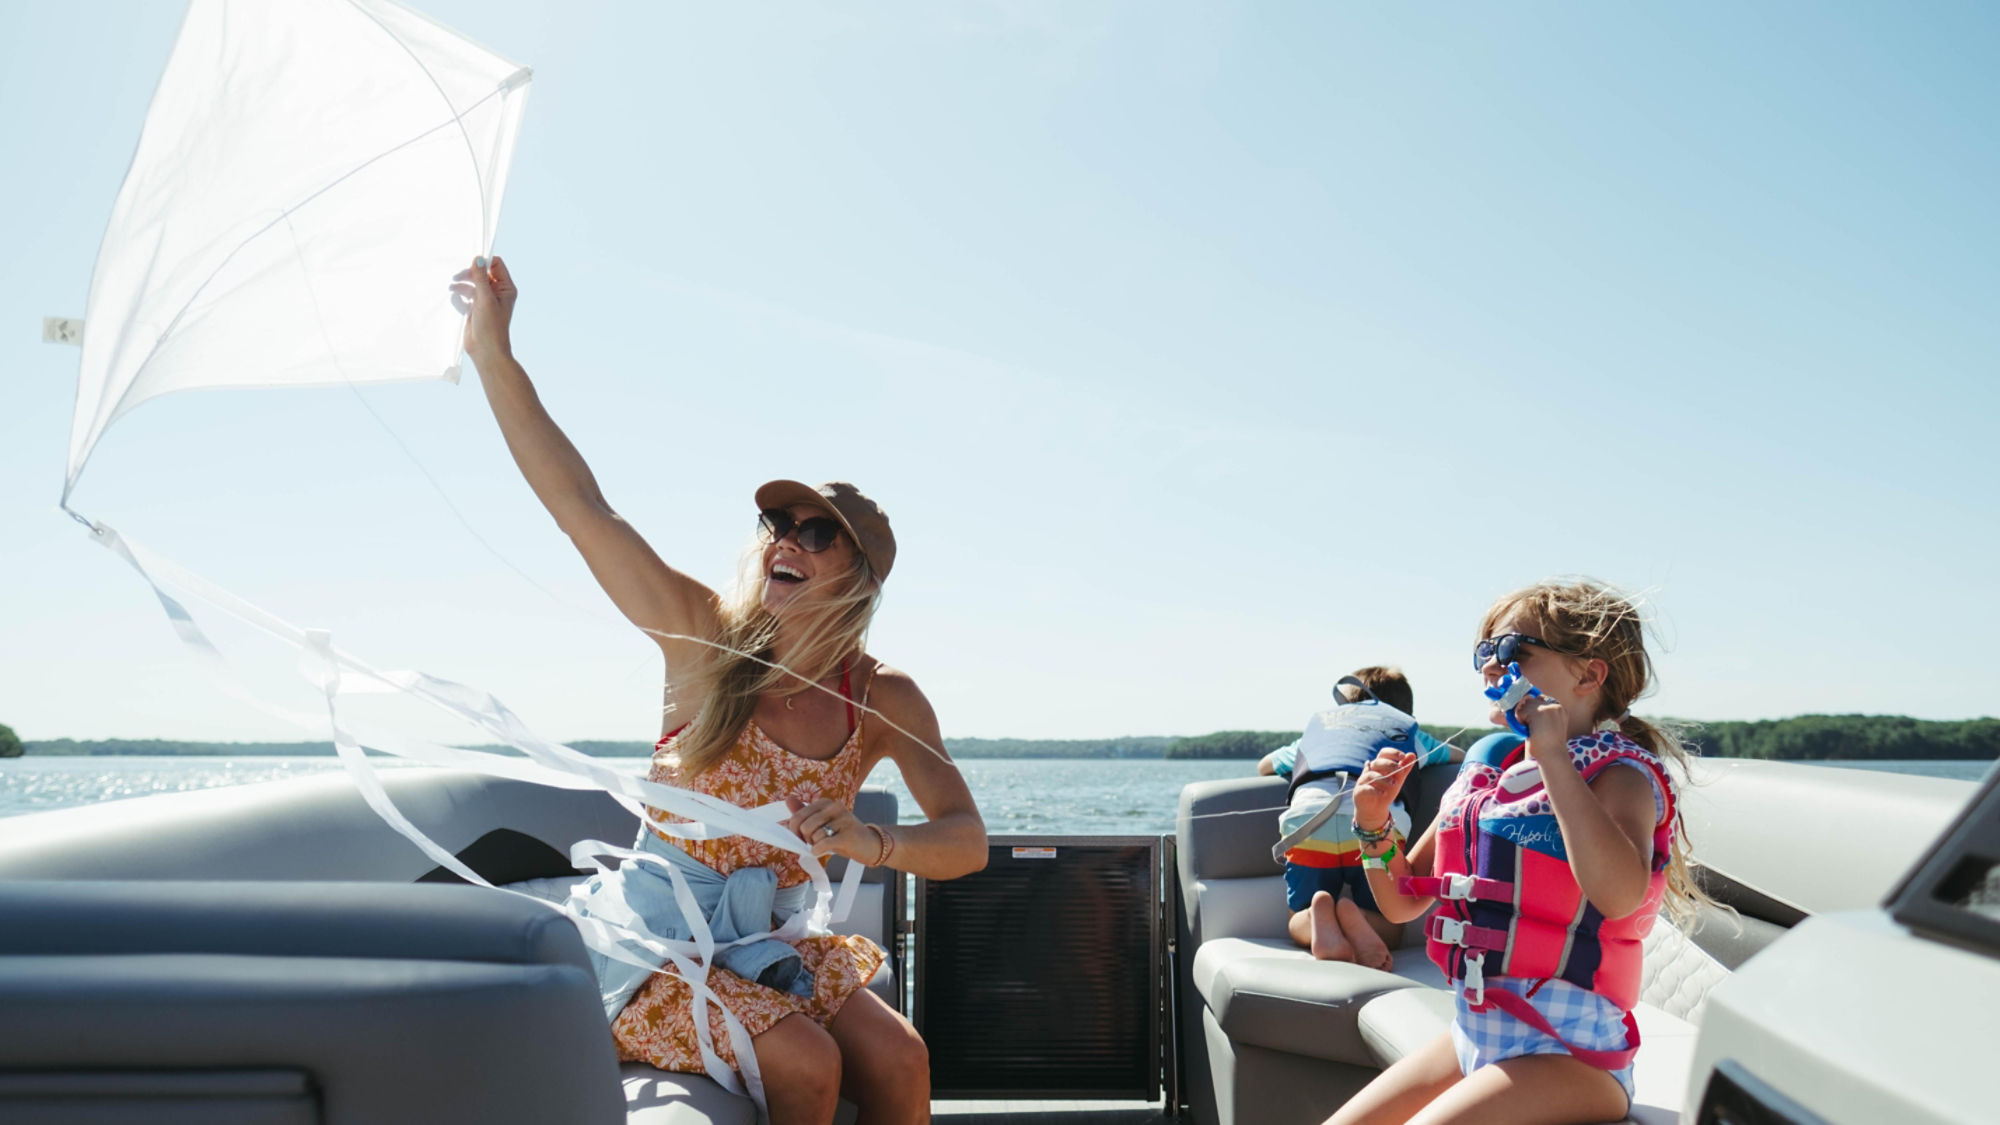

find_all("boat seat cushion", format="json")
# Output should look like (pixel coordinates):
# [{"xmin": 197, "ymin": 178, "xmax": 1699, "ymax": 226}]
[
  {"xmin": 1355, "ymin": 986, "xmax": 1456, "ymax": 1064},
  {"xmin": 622, "ymin": 1065, "xmax": 756, "ymax": 1125},
  {"xmin": 0, "ymin": 952, "xmax": 624, "ymax": 1125},
  {"xmin": 621, "ymin": 1064, "xmax": 860, "ymax": 1125},
  {"xmin": 1191, "ymin": 937, "xmax": 1439, "ymax": 1066}
]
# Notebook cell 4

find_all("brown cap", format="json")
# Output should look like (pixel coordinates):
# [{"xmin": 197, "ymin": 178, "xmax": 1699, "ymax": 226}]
[{"xmin": 753, "ymin": 480, "xmax": 896, "ymax": 581}]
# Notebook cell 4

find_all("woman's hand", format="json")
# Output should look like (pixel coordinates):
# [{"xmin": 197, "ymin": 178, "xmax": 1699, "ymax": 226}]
[
  {"xmin": 786, "ymin": 796, "xmax": 879, "ymax": 862},
  {"xmin": 451, "ymin": 255, "xmax": 518, "ymax": 366},
  {"xmin": 1353, "ymin": 748, "xmax": 1416, "ymax": 832}
]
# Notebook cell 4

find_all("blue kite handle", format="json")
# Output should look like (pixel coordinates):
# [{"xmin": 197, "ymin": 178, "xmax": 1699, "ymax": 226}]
[{"xmin": 1482, "ymin": 662, "xmax": 1542, "ymax": 737}]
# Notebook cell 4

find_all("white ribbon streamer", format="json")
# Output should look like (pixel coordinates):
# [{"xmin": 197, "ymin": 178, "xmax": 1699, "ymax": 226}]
[{"xmin": 74, "ymin": 509, "xmax": 866, "ymax": 1116}]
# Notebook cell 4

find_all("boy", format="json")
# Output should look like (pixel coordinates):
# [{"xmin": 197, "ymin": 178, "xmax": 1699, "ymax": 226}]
[{"xmin": 1258, "ymin": 666, "xmax": 1459, "ymax": 967}]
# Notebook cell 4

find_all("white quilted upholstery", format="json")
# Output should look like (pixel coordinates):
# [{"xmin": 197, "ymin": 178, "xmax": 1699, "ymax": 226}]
[{"xmin": 1638, "ymin": 917, "xmax": 1732, "ymax": 1025}]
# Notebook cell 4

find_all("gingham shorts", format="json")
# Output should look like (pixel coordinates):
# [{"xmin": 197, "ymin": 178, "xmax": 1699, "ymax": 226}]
[{"xmin": 1451, "ymin": 978, "xmax": 1636, "ymax": 1105}]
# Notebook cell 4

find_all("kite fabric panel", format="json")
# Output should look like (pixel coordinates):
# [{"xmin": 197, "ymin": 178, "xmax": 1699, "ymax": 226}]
[{"xmin": 64, "ymin": 0, "xmax": 531, "ymax": 499}]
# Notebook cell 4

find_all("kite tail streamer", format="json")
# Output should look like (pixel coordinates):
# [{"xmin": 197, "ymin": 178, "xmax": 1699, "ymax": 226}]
[{"xmin": 68, "ymin": 508, "xmax": 866, "ymax": 1114}]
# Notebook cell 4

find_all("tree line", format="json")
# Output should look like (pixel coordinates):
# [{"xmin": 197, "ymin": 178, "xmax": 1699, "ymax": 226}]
[
  {"xmin": 6, "ymin": 715, "xmax": 1996, "ymax": 761},
  {"xmin": 1164, "ymin": 716, "xmax": 2000, "ymax": 761}
]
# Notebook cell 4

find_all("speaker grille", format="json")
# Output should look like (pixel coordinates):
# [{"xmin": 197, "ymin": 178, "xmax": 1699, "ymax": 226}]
[{"xmin": 917, "ymin": 837, "xmax": 1160, "ymax": 1099}]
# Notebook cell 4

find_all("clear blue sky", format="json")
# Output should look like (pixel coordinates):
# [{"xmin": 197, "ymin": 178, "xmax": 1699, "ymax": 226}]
[{"xmin": 3, "ymin": 1, "xmax": 1996, "ymax": 744}]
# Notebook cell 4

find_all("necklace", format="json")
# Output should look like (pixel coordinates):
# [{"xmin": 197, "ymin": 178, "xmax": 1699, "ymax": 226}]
[{"xmin": 782, "ymin": 659, "xmax": 852, "ymax": 711}]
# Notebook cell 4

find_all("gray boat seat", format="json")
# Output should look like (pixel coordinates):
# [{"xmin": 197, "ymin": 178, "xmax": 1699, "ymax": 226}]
[
  {"xmin": 0, "ymin": 772, "xmax": 904, "ymax": 1125},
  {"xmin": 0, "ymin": 881, "xmax": 624, "ymax": 1125},
  {"xmin": 1191, "ymin": 936, "xmax": 1437, "ymax": 1068}
]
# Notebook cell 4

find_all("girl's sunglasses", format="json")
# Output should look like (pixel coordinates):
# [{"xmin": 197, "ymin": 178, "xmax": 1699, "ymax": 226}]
[
  {"xmin": 757, "ymin": 508, "xmax": 845, "ymax": 553},
  {"xmin": 1472, "ymin": 633, "xmax": 1559, "ymax": 670}
]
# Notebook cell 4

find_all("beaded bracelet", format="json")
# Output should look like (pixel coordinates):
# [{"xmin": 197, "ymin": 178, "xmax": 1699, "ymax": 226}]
[
  {"xmin": 868, "ymin": 822, "xmax": 897, "ymax": 868},
  {"xmin": 1352, "ymin": 817, "xmax": 1393, "ymax": 846}
]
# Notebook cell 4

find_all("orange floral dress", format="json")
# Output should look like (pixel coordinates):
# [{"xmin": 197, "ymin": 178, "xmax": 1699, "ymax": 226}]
[{"xmin": 610, "ymin": 714, "xmax": 886, "ymax": 1075}]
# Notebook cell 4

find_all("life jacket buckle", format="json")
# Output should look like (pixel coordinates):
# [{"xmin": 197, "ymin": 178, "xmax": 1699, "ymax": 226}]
[
  {"xmin": 1439, "ymin": 874, "xmax": 1476, "ymax": 901},
  {"xmin": 1434, "ymin": 916, "xmax": 1468, "ymax": 946},
  {"xmin": 1464, "ymin": 952, "xmax": 1486, "ymax": 1007}
]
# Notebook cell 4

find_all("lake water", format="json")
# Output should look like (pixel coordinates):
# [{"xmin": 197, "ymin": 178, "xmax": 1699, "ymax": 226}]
[{"xmin": 0, "ymin": 755, "xmax": 1988, "ymax": 832}]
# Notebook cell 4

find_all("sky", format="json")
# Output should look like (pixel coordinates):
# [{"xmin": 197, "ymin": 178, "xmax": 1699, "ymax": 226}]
[{"xmin": 2, "ymin": 1, "xmax": 1996, "ymax": 745}]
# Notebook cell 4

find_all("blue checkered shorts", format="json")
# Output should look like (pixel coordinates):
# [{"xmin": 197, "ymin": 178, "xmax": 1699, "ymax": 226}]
[{"xmin": 1451, "ymin": 978, "xmax": 1636, "ymax": 1105}]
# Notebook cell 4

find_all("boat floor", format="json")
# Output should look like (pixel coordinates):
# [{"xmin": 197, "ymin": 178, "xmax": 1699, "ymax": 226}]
[{"xmin": 932, "ymin": 1100, "xmax": 1173, "ymax": 1124}]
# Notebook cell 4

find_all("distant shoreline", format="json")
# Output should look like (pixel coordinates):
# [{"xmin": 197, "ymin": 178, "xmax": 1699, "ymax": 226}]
[{"xmin": 10, "ymin": 714, "xmax": 1999, "ymax": 762}]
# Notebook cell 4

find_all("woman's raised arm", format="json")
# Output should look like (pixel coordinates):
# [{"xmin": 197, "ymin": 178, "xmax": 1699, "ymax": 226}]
[{"xmin": 457, "ymin": 257, "xmax": 719, "ymax": 665}]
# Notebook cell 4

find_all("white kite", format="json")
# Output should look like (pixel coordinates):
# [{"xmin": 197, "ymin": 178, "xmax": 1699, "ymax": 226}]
[{"xmin": 65, "ymin": 0, "xmax": 527, "ymax": 500}]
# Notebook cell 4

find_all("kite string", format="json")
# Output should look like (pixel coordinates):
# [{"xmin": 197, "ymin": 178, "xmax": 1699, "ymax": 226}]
[{"xmin": 1182, "ymin": 723, "xmax": 1484, "ymax": 823}]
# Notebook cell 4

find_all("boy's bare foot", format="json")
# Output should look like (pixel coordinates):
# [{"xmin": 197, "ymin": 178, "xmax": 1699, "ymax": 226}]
[
  {"xmin": 1310, "ymin": 891, "xmax": 1356, "ymax": 961},
  {"xmin": 1336, "ymin": 897, "xmax": 1395, "ymax": 972}
]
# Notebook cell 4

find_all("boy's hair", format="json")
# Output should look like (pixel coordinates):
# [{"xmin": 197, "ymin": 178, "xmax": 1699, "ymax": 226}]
[{"xmin": 1336, "ymin": 665, "xmax": 1414, "ymax": 716}]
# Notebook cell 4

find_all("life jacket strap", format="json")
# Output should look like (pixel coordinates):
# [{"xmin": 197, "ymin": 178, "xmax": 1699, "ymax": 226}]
[
  {"xmin": 1427, "ymin": 914, "xmax": 1509, "ymax": 953},
  {"xmin": 1479, "ymin": 986, "xmax": 1642, "ymax": 1071},
  {"xmin": 1400, "ymin": 874, "xmax": 1512, "ymax": 903}
]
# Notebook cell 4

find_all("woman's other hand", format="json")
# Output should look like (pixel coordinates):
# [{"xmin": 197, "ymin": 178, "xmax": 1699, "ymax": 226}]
[
  {"xmin": 787, "ymin": 795, "xmax": 876, "ymax": 861},
  {"xmin": 452, "ymin": 255, "xmax": 518, "ymax": 366},
  {"xmin": 1353, "ymin": 748, "xmax": 1416, "ymax": 831}
]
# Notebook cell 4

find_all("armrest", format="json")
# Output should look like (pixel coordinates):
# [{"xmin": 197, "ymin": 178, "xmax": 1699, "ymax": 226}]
[{"xmin": 0, "ymin": 881, "xmax": 591, "ymax": 977}]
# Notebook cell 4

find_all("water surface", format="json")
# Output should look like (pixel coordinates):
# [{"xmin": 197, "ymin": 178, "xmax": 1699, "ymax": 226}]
[{"xmin": 2, "ymin": 755, "xmax": 1981, "ymax": 832}]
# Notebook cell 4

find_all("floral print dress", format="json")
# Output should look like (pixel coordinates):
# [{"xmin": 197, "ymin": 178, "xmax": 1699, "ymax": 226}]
[{"xmin": 610, "ymin": 716, "xmax": 886, "ymax": 1076}]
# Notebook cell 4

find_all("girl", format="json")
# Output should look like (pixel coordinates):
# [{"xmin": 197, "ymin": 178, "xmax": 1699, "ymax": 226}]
[
  {"xmin": 1329, "ymin": 579, "xmax": 1699, "ymax": 1125},
  {"xmin": 455, "ymin": 256, "xmax": 988, "ymax": 1125}
]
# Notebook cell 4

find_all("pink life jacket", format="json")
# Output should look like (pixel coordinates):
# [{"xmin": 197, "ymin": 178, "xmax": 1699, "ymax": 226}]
[{"xmin": 1397, "ymin": 734, "xmax": 1676, "ymax": 1070}]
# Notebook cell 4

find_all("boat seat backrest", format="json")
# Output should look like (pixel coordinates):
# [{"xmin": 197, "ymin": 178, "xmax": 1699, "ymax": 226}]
[
  {"xmin": 0, "ymin": 879, "xmax": 595, "ymax": 973},
  {"xmin": 1638, "ymin": 911, "xmax": 1734, "ymax": 1025},
  {"xmin": 1176, "ymin": 765, "xmax": 1459, "ymax": 947},
  {"xmin": 0, "ymin": 880, "xmax": 624, "ymax": 1124}
]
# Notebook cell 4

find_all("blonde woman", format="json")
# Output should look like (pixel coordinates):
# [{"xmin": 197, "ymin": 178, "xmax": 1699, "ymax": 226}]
[{"xmin": 455, "ymin": 256, "xmax": 987, "ymax": 1125}]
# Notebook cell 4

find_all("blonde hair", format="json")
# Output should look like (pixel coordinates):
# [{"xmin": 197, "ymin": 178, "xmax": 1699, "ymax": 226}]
[
  {"xmin": 667, "ymin": 537, "xmax": 882, "ymax": 777},
  {"xmin": 1481, "ymin": 578, "xmax": 1712, "ymax": 926}
]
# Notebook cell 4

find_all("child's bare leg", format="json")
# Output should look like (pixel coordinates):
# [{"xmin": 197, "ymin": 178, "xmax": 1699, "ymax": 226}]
[
  {"xmin": 1357, "ymin": 903, "xmax": 1405, "ymax": 949},
  {"xmin": 1403, "ymin": 1052, "xmax": 1627, "ymax": 1125},
  {"xmin": 1335, "ymin": 897, "xmax": 1397, "ymax": 971},
  {"xmin": 1288, "ymin": 891, "xmax": 1356, "ymax": 961},
  {"xmin": 1323, "ymin": 1030, "xmax": 1461, "ymax": 1125}
]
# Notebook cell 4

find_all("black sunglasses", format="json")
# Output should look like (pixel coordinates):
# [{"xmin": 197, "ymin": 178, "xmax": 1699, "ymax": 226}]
[
  {"xmin": 757, "ymin": 508, "xmax": 845, "ymax": 553},
  {"xmin": 1472, "ymin": 633, "xmax": 1560, "ymax": 670}
]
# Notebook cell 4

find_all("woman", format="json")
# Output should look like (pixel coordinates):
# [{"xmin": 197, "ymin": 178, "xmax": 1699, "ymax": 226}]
[{"xmin": 454, "ymin": 256, "xmax": 987, "ymax": 1125}]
